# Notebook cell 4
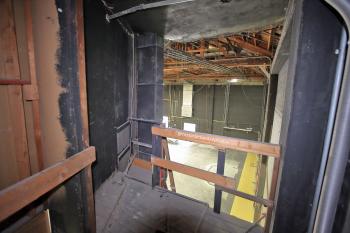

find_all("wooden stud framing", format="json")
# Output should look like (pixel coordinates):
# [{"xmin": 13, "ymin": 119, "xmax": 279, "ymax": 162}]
[
  {"xmin": 152, "ymin": 126, "xmax": 281, "ymax": 157},
  {"xmin": 0, "ymin": 147, "xmax": 96, "ymax": 222},
  {"xmin": 24, "ymin": 0, "xmax": 44, "ymax": 171}
]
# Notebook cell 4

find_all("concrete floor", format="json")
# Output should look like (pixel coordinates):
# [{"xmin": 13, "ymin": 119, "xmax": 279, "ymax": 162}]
[
  {"xmin": 95, "ymin": 171, "xmax": 263, "ymax": 233},
  {"xmin": 166, "ymin": 140, "xmax": 246, "ymax": 215}
]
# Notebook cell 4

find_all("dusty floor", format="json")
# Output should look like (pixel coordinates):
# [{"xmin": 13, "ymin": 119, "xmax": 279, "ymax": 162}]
[
  {"xmin": 95, "ymin": 171, "xmax": 262, "ymax": 233},
  {"xmin": 166, "ymin": 140, "xmax": 246, "ymax": 214}
]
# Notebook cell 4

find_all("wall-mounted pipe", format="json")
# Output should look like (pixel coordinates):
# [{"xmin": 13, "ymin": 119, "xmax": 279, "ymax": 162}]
[
  {"xmin": 312, "ymin": 0, "xmax": 350, "ymax": 232},
  {"xmin": 307, "ymin": 27, "xmax": 347, "ymax": 233},
  {"xmin": 106, "ymin": 0, "xmax": 195, "ymax": 21}
]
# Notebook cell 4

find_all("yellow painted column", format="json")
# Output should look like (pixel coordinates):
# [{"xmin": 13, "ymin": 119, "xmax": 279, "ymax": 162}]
[{"xmin": 230, "ymin": 152, "xmax": 258, "ymax": 222}]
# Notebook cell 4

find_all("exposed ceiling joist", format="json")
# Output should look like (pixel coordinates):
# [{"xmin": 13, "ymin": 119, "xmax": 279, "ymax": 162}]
[
  {"xmin": 230, "ymin": 37, "xmax": 273, "ymax": 57},
  {"xmin": 165, "ymin": 47, "xmax": 244, "ymax": 75},
  {"xmin": 163, "ymin": 26, "xmax": 281, "ymax": 84}
]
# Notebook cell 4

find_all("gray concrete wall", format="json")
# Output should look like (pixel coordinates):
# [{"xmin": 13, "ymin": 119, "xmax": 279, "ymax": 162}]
[{"xmin": 271, "ymin": 60, "xmax": 289, "ymax": 144}]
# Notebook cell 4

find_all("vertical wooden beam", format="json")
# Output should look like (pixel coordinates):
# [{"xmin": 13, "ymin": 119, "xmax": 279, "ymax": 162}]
[
  {"xmin": 161, "ymin": 138, "xmax": 176, "ymax": 192},
  {"xmin": 24, "ymin": 0, "xmax": 44, "ymax": 171},
  {"xmin": 214, "ymin": 149, "xmax": 226, "ymax": 213},
  {"xmin": 81, "ymin": 165, "xmax": 96, "ymax": 233},
  {"xmin": 200, "ymin": 39, "xmax": 205, "ymax": 58},
  {"xmin": 267, "ymin": 29, "xmax": 272, "ymax": 51},
  {"xmin": 76, "ymin": 0, "xmax": 89, "ymax": 147},
  {"xmin": 76, "ymin": 1, "xmax": 95, "ymax": 232},
  {"xmin": 152, "ymin": 134, "xmax": 162, "ymax": 187},
  {"xmin": 265, "ymin": 157, "xmax": 280, "ymax": 233}
]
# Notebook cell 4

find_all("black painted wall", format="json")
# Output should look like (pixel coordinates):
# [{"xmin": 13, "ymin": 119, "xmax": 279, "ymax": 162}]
[
  {"xmin": 48, "ymin": 1, "xmax": 89, "ymax": 232},
  {"xmin": 163, "ymin": 85, "xmax": 265, "ymax": 140},
  {"xmin": 333, "ymin": 152, "xmax": 350, "ymax": 232},
  {"xmin": 136, "ymin": 33, "xmax": 163, "ymax": 160},
  {"xmin": 272, "ymin": 0, "xmax": 342, "ymax": 232},
  {"xmin": 84, "ymin": 0, "xmax": 129, "ymax": 189}
]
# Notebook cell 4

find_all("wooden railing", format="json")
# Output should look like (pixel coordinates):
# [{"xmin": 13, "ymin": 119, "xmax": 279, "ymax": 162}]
[
  {"xmin": 150, "ymin": 126, "xmax": 281, "ymax": 233},
  {"xmin": 0, "ymin": 147, "xmax": 96, "ymax": 225}
]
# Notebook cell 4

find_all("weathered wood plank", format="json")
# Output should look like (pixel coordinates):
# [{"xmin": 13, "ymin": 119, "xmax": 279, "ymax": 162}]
[
  {"xmin": 151, "ymin": 156, "xmax": 235, "ymax": 190},
  {"xmin": 75, "ymin": 1, "xmax": 95, "ymax": 232},
  {"xmin": 76, "ymin": 0, "xmax": 89, "ymax": 148},
  {"xmin": 24, "ymin": 0, "xmax": 44, "ymax": 171},
  {"xmin": 151, "ymin": 156, "xmax": 274, "ymax": 207},
  {"xmin": 15, "ymin": 210, "xmax": 51, "ymax": 233},
  {"xmin": 0, "ymin": 147, "xmax": 96, "ymax": 222},
  {"xmin": 81, "ymin": 164, "xmax": 96, "ymax": 233},
  {"xmin": 133, "ymin": 158, "xmax": 152, "ymax": 170},
  {"xmin": 0, "ymin": 79, "xmax": 31, "ymax": 85},
  {"xmin": 7, "ymin": 85, "xmax": 31, "ymax": 179},
  {"xmin": 162, "ymin": 138, "xmax": 176, "ymax": 192},
  {"xmin": 0, "ymin": 0, "xmax": 31, "ymax": 185},
  {"xmin": 0, "ymin": 0, "xmax": 21, "ymax": 79},
  {"xmin": 152, "ymin": 126, "xmax": 281, "ymax": 157},
  {"xmin": 265, "ymin": 157, "xmax": 281, "ymax": 233}
]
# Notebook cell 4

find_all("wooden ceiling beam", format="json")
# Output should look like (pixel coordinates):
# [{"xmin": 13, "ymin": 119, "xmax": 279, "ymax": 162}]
[
  {"xmin": 164, "ymin": 57, "xmax": 271, "ymax": 70},
  {"xmin": 229, "ymin": 36, "xmax": 273, "ymax": 57},
  {"xmin": 164, "ymin": 74, "xmax": 264, "ymax": 81},
  {"xmin": 163, "ymin": 77, "xmax": 265, "ymax": 83}
]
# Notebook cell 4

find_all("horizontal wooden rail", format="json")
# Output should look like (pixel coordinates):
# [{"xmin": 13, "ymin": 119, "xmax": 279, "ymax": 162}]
[
  {"xmin": 0, "ymin": 146, "xmax": 96, "ymax": 222},
  {"xmin": 133, "ymin": 157, "xmax": 152, "ymax": 170},
  {"xmin": 151, "ymin": 156, "xmax": 235, "ymax": 190},
  {"xmin": 152, "ymin": 126, "xmax": 280, "ymax": 157},
  {"xmin": 0, "ymin": 79, "xmax": 31, "ymax": 85},
  {"xmin": 217, "ymin": 185, "xmax": 273, "ymax": 207},
  {"xmin": 150, "ymin": 157, "xmax": 273, "ymax": 207}
]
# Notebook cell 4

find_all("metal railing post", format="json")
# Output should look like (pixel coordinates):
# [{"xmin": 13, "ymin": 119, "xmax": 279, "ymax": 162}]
[{"xmin": 214, "ymin": 149, "xmax": 226, "ymax": 213}]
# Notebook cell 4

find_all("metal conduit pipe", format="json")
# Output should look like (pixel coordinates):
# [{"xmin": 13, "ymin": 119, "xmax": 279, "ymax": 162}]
[
  {"xmin": 308, "ymin": 27, "xmax": 347, "ymax": 233},
  {"xmin": 106, "ymin": 0, "xmax": 195, "ymax": 21},
  {"xmin": 313, "ymin": 0, "xmax": 350, "ymax": 232},
  {"xmin": 165, "ymin": 48, "xmax": 244, "ymax": 75}
]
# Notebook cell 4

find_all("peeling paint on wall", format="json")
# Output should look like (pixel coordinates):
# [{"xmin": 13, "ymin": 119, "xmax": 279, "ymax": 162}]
[{"xmin": 31, "ymin": 0, "xmax": 68, "ymax": 167}]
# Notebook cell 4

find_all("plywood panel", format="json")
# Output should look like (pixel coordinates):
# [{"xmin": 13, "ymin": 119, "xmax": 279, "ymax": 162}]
[
  {"xmin": 0, "ymin": 86, "xmax": 20, "ymax": 189},
  {"xmin": 15, "ymin": 210, "xmax": 51, "ymax": 233},
  {"xmin": 0, "ymin": 0, "xmax": 20, "ymax": 79},
  {"xmin": 0, "ymin": 86, "xmax": 30, "ymax": 187},
  {"xmin": 7, "ymin": 86, "xmax": 31, "ymax": 179},
  {"xmin": 0, "ymin": 0, "xmax": 31, "ymax": 189}
]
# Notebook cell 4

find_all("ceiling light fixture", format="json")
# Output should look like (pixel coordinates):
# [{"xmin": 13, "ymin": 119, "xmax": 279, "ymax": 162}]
[{"xmin": 229, "ymin": 78, "xmax": 239, "ymax": 83}]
